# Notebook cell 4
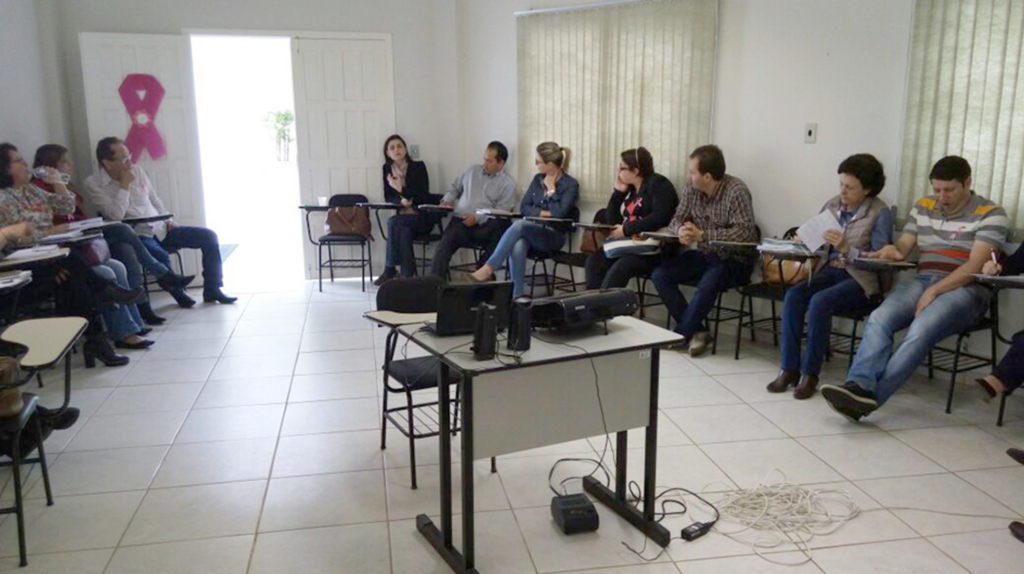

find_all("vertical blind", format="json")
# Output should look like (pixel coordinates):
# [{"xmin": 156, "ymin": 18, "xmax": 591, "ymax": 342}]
[
  {"xmin": 517, "ymin": 0, "xmax": 717, "ymax": 202},
  {"xmin": 899, "ymin": 0, "xmax": 1024, "ymax": 238}
]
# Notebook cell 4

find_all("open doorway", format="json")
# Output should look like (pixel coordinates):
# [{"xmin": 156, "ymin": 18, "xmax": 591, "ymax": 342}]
[{"xmin": 190, "ymin": 35, "xmax": 305, "ymax": 291}]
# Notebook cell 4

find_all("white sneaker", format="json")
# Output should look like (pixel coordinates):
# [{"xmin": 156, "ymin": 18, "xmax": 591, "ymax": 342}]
[{"xmin": 688, "ymin": 331, "xmax": 712, "ymax": 357}]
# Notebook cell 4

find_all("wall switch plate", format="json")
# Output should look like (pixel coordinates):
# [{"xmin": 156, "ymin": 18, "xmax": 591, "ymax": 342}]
[
  {"xmin": 409, "ymin": 144, "xmax": 421, "ymax": 159},
  {"xmin": 804, "ymin": 123, "xmax": 817, "ymax": 144}
]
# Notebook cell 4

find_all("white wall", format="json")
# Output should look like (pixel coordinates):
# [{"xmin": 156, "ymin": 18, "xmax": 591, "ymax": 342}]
[
  {"xmin": 454, "ymin": 0, "xmax": 916, "ymax": 234},
  {"xmin": 37, "ymin": 0, "xmax": 462, "ymax": 190},
  {"xmin": 713, "ymin": 0, "xmax": 914, "ymax": 237},
  {"xmin": 0, "ymin": 0, "xmax": 51, "ymax": 154}
]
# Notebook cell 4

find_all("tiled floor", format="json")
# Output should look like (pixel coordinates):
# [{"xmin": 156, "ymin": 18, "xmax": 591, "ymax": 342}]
[{"xmin": 1, "ymin": 278, "xmax": 1023, "ymax": 573}]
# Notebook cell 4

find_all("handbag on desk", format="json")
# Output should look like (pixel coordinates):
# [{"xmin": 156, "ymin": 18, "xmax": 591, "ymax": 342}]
[
  {"xmin": 73, "ymin": 238, "xmax": 111, "ymax": 267},
  {"xmin": 325, "ymin": 206, "xmax": 373, "ymax": 240}
]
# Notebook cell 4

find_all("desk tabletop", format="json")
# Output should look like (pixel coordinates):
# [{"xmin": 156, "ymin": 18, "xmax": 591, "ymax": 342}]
[
  {"xmin": 972, "ymin": 274, "xmax": 1024, "ymax": 289},
  {"xmin": 1, "ymin": 317, "xmax": 88, "ymax": 369},
  {"xmin": 365, "ymin": 310, "xmax": 438, "ymax": 327},
  {"xmin": 0, "ymin": 247, "xmax": 70, "ymax": 270},
  {"xmin": 121, "ymin": 213, "xmax": 173, "ymax": 225},
  {"xmin": 399, "ymin": 316, "xmax": 683, "ymax": 375},
  {"xmin": 298, "ymin": 205, "xmax": 330, "ymax": 212},
  {"xmin": 476, "ymin": 208, "xmax": 520, "ymax": 219},
  {"xmin": 574, "ymin": 222, "xmax": 617, "ymax": 230},
  {"xmin": 357, "ymin": 203, "xmax": 401, "ymax": 210}
]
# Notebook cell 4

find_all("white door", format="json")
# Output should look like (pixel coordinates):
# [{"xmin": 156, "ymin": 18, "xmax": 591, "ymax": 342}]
[
  {"xmin": 79, "ymin": 32, "xmax": 205, "ymax": 276},
  {"xmin": 292, "ymin": 36, "xmax": 396, "ymax": 279}
]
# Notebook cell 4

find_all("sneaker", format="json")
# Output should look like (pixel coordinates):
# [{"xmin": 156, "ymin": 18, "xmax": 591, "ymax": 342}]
[
  {"xmin": 821, "ymin": 382, "xmax": 878, "ymax": 422},
  {"xmin": 688, "ymin": 331, "xmax": 712, "ymax": 358}
]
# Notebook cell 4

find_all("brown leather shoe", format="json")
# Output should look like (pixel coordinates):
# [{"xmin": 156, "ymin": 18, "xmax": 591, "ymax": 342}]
[
  {"xmin": 1008, "ymin": 448, "xmax": 1024, "ymax": 466},
  {"xmin": 766, "ymin": 370, "xmax": 799, "ymax": 393},
  {"xmin": 1010, "ymin": 521, "xmax": 1024, "ymax": 544},
  {"xmin": 793, "ymin": 374, "xmax": 819, "ymax": 400}
]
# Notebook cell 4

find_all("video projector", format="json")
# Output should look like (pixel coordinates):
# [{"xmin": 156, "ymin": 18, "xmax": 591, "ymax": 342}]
[{"xmin": 528, "ymin": 288, "xmax": 639, "ymax": 331}]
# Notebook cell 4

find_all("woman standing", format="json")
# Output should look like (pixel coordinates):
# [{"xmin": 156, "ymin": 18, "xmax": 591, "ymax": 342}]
[
  {"xmin": 373, "ymin": 134, "xmax": 431, "ymax": 285},
  {"xmin": 584, "ymin": 147, "xmax": 678, "ymax": 289},
  {"xmin": 470, "ymin": 142, "xmax": 578, "ymax": 297}
]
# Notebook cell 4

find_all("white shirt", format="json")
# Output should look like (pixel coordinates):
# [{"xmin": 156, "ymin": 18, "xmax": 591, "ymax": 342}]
[{"xmin": 83, "ymin": 165, "xmax": 169, "ymax": 240}]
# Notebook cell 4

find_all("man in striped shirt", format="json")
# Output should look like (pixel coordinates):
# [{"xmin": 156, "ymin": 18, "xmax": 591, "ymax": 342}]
[{"xmin": 822, "ymin": 156, "xmax": 1009, "ymax": 421}]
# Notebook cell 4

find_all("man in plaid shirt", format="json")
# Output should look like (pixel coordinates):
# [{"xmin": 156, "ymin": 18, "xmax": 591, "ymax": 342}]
[{"xmin": 651, "ymin": 145, "xmax": 758, "ymax": 356}]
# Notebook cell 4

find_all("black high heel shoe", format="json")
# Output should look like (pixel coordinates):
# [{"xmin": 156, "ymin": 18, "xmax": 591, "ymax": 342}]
[
  {"xmin": 157, "ymin": 272, "xmax": 195, "ymax": 291},
  {"xmin": 83, "ymin": 337, "xmax": 129, "ymax": 368},
  {"xmin": 138, "ymin": 301, "xmax": 166, "ymax": 325},
  {"xmin": 99, "ymin": 284, "xmax": 144, "ymax": 305}
]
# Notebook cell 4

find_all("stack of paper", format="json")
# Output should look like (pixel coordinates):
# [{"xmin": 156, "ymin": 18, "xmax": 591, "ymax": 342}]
[
  {"xmin": 757, "ymin": 238, "xmax": 815, "ymax": 256},
  {"xmin": 39, "ymin": 230, "xmax": 85, "ymax": 244},
  {"xmin": 4, "ymin": 245, "xmax": 59, "ymax": 260},
  {"xmin": 67, "ymin": 217, "xmax": 105, "ymax": 231},
  {"xmin": 0, "ymin": 270, "xmax": 31, "ymax": 288},
  {"xmin": 795, "ymin": 210, "xmax": 843, "ymax": 253}
]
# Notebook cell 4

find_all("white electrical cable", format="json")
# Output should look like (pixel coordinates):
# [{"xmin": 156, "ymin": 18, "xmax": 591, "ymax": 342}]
[{"xmin": 705, "ymin": 469, "xmax": 861, "ymax": 565}]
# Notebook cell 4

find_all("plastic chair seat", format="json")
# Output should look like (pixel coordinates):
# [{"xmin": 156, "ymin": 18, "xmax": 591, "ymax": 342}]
[
  {"xmin": 317, "ymin": 233, "xmax": 368, "ymax": 244},
  {"xmin": 386, "ymin": 356, "xmax": 461, "ymax": 391}
]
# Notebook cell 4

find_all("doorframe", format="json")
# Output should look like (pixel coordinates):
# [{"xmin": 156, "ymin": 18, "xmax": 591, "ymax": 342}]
[{"xmin": 184, "ymin": 28, "xmax": 396, "ymax": 281}]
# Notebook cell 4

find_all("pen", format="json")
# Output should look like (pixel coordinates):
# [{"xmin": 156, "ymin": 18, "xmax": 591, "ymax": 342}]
[{"xmin": 991, "ymin": 250, "xmax": 999, "ymax": 264}]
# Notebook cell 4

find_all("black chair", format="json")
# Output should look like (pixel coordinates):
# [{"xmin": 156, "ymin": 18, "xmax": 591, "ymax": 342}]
[
  {"xmin": 824, "ymin": 296, "xmax": 884, "ymax": 369},
  {"xmin": 412, "ymin": 194, "xmax": 448, "ymax": 276},
  {"xmin": 937, "ymin": 297, "xmax": 1002, "ymax": 422},
  {"xmin": 733, "ymin": 226, "xmax": 799, "ymax": 359},
  {"xmin": 376, "ymin": 276, "xmax": 462, "ymax": 489},
  {"xmin": 523, "ymin": 206, "xmax": 581, "ymax": 297},
  {"xmin": 303, "ymin": 194, "xmax": 374, "ymax": 292},
  {"xmin": 0, "ymin": 341, "xmax": 54, "ymax": 567}
]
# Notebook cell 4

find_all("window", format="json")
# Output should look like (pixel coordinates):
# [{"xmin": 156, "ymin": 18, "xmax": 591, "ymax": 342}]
[
  {"xmin": 517, "ymin": 0, "xmax": 717, "ymax": 201},
  {"xmin": 899, "ymin": 0, "xmax": 1024, "ymax": 238}
]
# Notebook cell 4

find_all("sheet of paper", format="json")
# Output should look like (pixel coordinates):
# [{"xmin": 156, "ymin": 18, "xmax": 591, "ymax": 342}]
[
  {"xmin": 5, "ymin": 245, "xmax": 60, "ymax": 260},
  {"xmin": 796, "ymin": 210, "xmax": 842, "ymax": 253},
  {"xmin": 67, "ymin": 217, "xmax": 104, "ymax": 231}
]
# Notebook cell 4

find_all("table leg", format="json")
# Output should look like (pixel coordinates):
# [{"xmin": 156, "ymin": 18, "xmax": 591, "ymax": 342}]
[
  {"xmin": 643, "ymin": 349, "xmax": 660, "ymax": 521},
  {"xmin": 583, "ymin": 347, "xmax": 671, "ymax": 547},
  {"xmin": 461, "ymin": 374, "xmax": 475, "ymax": 571},
  {"xmin": 415, "ymin": 364, "xmax": 478, "ymax": 573},
  {"xmin": 615, "ymin": 431, "xmax": 628, "ymax": 500}
]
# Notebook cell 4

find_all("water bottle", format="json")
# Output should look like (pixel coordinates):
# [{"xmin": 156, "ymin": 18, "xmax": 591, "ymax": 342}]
[{"xmin": 31, "ymin": 167, "xmax": 71, "ymax": 185}]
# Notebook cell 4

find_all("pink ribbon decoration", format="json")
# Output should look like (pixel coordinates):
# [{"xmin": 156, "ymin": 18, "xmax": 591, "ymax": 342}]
[{"xmin": 118, "ymin": 73, "xmax": 167, "ymax": 160}]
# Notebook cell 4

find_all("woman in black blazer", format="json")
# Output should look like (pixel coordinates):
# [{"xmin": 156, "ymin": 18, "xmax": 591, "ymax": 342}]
[
  {"xmin": 584, "ymin": 147, "xmax": 679, "ymax": 289},
  {"xmin": 374, "ymin": 134, "xmax": 431, "ymax": 285}
]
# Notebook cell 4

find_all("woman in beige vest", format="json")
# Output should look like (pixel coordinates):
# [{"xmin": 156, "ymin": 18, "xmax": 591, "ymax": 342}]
[{"xmin": 766, "ymin": 154, "xmax": 893, "ymax": 399}]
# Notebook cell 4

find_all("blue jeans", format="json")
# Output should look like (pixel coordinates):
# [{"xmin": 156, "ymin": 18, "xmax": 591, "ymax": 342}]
[
  {"xmin": 92, "ymin": 259, "xmax": 143, "ymax": 341},
  {"xmin": 485, "ymin": 220, "xmax": 566, "ymax": 298},
  {"xmin": 651, "ymin": 250, "xmax": 752, "ymax": 339},
  {"xmin": 104, "ymin": 223, "xmax": 170, "ymax": 298},
  {"xmin": 384, "ymin": 213, "xmax": 432, "ymax": 276},
  {"xmin": 780, "ymin": 266, "xmax": 872, "ymax": 376},
  {"xmin": 140, "ymin": 226, "xmax": 223, "ymax": 289},
  {"xmin": 847, "ymin": 274, "xmax": 989, "ymax": 405}
]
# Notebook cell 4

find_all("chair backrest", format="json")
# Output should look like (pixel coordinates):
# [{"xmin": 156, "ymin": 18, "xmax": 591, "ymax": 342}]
[
  {"xmin": 376, "ymin": 276, "xmax": 444, "ymax": 313},
  {"xmin": 564, "ymin": 206, "xmax": 581, "ymax": 223},
  {"xmin": 329, "ymin": 194, "xmax": 369, "ymax": 208},
  {"xmin": 593, "ymin": 208, "xmax": 609, "ymax": 224}
]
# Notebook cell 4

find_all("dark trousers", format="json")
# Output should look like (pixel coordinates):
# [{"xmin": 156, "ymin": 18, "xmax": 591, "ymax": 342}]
[
  {"xmin": 584, "ymin": 251, "xmax": 661, "ymax": 290},
  {"xmin": 429, "ymin": 218, "xmax": 509, "ymax": 278},
  {"xmin": 385, "ymin": 213, "xmax": 432, "ymax": 277},
  {"xmin": 651, "ymin": 250, "xmax": 752, "ymax": 339},
  {"xmin": 779, "ymin": 266, "xmax": 873, "ymax": 376},
  {"xmin": 140, "ymin": 226, "xmax": 223, "ymax": 289},
  {"xmin": 993, "ymin": 330, "xmax": 1024, "ymax": 393}
]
